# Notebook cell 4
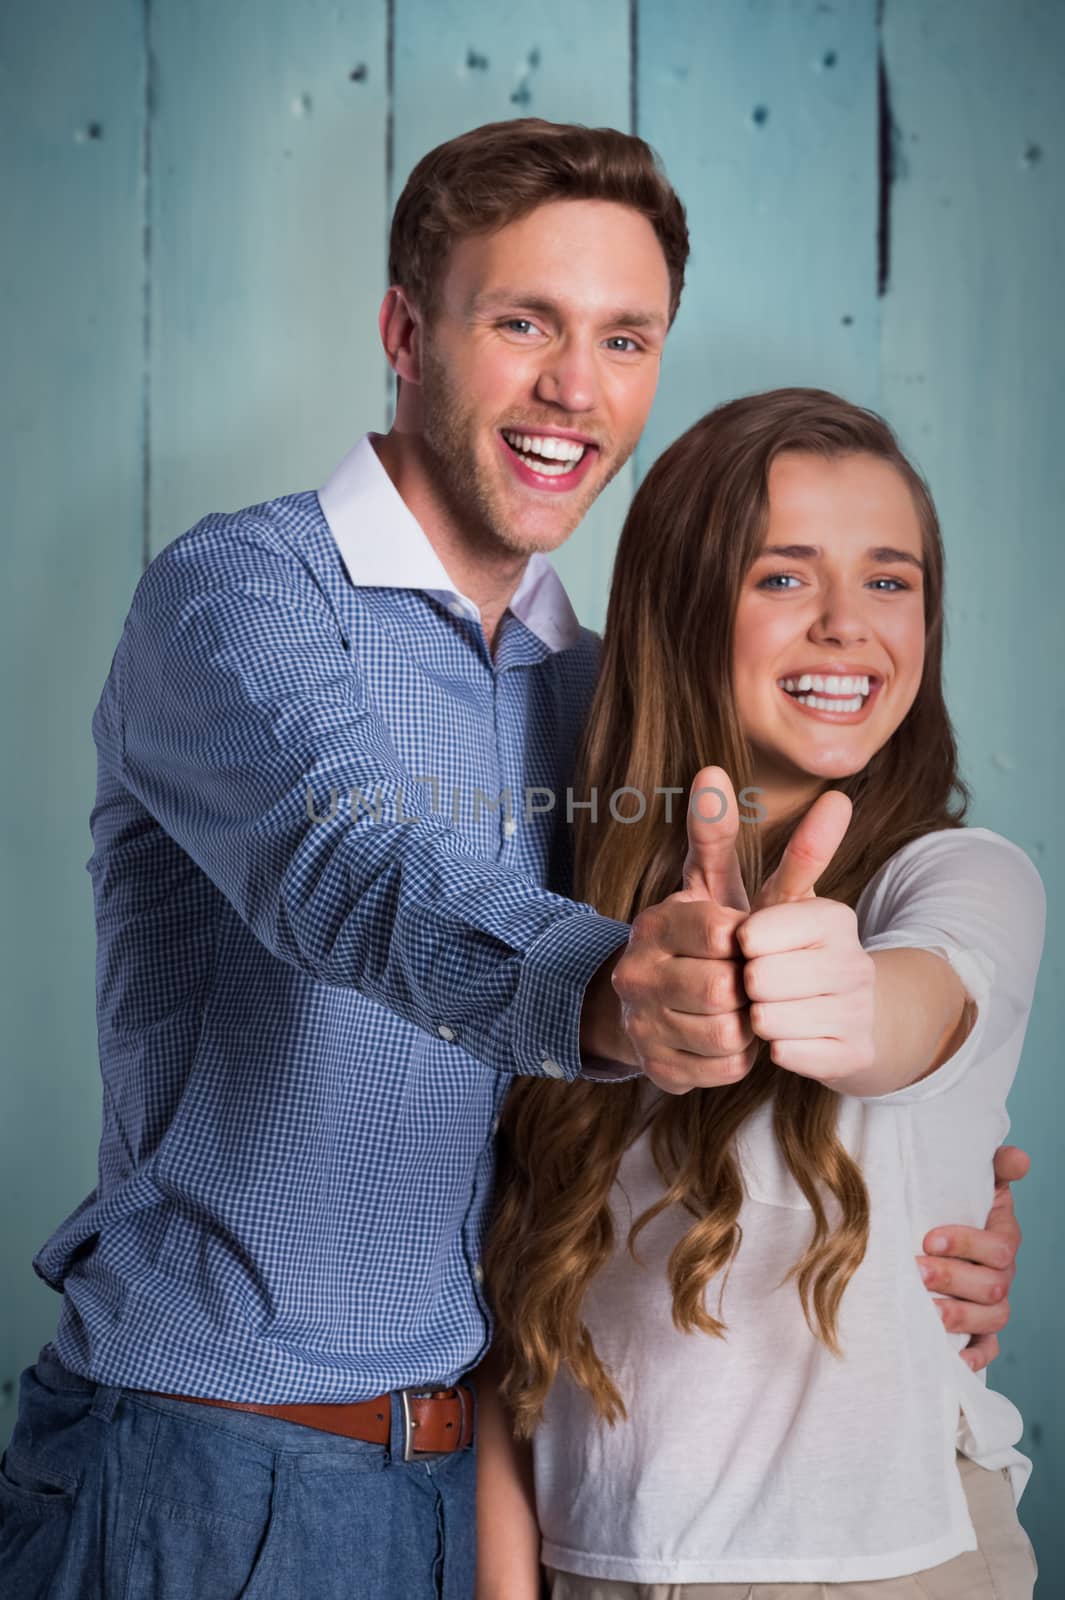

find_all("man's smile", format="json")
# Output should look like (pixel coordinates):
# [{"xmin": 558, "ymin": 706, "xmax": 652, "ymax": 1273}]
[{"xmin": 497, "ymin": 426, "xmax": 601, "ymax": 493}]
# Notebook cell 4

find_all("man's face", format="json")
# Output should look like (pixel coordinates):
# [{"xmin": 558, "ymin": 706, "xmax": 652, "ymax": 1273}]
[{"xmin": 412, "ymin": 198, "xmax": 672, "ymax": 557}]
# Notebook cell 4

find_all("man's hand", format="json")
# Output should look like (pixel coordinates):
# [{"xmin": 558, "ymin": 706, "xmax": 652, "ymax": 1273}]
[
  {"xmin": 738, "ymin": 791, "xmax": 877, "ymax": 1086},
  {"xmin": 603, "ymin": 767, "xmax": 755, "ymax": 1095},
  {"xmin": 917, "ymin": 1144, "xmax": 1030, "ymax": 1373}
]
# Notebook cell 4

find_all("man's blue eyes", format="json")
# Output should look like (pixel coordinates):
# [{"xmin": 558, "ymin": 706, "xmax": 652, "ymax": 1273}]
[
  {"xmin": 502, "ymin": 320, "xmax": 638, "ymax": 351},
  {"xmin": 757, "ymin": 574, "xmax": 909, "ymax": 591}
]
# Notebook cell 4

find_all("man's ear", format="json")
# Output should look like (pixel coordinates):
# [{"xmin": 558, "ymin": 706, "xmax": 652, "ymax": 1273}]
[{"xmin": 378, "ymin": 286, "xmax": 424, "ymax": 385}]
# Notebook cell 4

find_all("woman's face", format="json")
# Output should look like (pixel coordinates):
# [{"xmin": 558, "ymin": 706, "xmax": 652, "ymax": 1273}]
[{"xmin": 732, "ymin": 450, "xmax": 927, "ymax": 819}]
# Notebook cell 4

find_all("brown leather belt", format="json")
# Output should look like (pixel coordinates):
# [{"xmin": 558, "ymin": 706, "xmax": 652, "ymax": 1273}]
[{"xmin": 144, "ymin": 1384, "xmax": 474, "ymax": 1461}]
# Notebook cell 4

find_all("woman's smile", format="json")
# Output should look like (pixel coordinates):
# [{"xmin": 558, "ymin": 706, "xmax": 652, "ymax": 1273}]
[{"xmin": 775, "ymin": 668, "xmax": 884, "ymax": 722}]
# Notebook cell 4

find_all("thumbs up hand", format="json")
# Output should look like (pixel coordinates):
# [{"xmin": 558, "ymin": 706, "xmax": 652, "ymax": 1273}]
[
  {"xmin": 605, "ymin": 768, "xmax": 757, "ymax": 1096},
  {"xmin": 738, "ymin": 790, "xmax": 878, "ymax": 1085}
]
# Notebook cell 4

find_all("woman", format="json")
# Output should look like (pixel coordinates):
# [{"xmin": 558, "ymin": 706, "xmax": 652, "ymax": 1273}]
[{"xmin": 476, "ymin": 389, "xmax": 1044, "ymax": 1597}]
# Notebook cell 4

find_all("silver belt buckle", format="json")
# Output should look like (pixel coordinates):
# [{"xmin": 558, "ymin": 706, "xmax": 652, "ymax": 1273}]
[{"xmin": 399, "ymin": 1385, "xmax": 469, "ymax": 1462}]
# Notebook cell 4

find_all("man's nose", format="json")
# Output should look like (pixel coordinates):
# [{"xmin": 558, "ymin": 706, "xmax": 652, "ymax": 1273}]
[{"xmin": 533, "ymin": 338, "xmax": 599, "ymax": 413}]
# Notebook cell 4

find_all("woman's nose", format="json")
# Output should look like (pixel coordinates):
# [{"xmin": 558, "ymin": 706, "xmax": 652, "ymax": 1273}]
[{"xmin": 809, "ymin": 588, "xmax": 870, "ymax": 647}]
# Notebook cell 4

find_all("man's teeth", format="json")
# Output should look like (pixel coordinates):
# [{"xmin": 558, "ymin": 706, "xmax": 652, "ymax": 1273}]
[
  {"xmin": 502, "ymin": 429, "xmax": 587, "ymax": 475},
  {"xmin": 777, "ymin": 673, "xmax": 872, "ymax": 713}
]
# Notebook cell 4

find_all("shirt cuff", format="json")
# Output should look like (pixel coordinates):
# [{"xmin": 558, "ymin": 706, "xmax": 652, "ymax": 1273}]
[{"xmin": 511, "ymin": 911, "xmax": 632, "ymax": 1081}]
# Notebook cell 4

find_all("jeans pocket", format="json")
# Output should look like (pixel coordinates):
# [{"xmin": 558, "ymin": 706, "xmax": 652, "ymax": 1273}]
[
  {"xmin": 0, "ymin": 1446, "xmax": 79, "ymax": 1598},
  {"xmin": 125, "ymin": 1493, "xmax": 282, "ymax": 1600},
  {"xmin": 123, "ymin": 1417, "xmax": 283, "ymax": 1600}
]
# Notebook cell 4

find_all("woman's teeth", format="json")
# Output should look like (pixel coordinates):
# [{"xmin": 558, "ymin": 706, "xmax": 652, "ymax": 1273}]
[
  {"xmin": 502, "ymin": 429, "xmax": 587, "ymax": 476},
  {"xmin": 778, "ymin": 673, "xmax": 872, "ymax": 713}
]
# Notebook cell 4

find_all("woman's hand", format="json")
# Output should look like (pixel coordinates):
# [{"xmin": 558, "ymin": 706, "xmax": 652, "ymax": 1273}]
[
  {"xmin": 740, "ymin": 791, "xmax": 973, "ymax": 1098},
  {"xmin": 738, "ymin": 791, "xmax": 879, "ymax": 1086}
]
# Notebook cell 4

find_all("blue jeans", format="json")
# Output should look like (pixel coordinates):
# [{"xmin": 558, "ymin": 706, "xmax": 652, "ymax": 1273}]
[{"xmin": 0, "ymin": 1345, "xmax": 477, "ymax": 1599}]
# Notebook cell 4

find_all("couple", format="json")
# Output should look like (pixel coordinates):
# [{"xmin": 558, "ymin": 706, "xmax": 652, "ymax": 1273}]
[{"xmin": 0, "ymin": 118, "xmax": 1039, "ymax": 1599}]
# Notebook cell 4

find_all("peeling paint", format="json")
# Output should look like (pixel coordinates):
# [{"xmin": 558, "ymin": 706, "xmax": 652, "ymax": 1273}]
[
  {"xmin": 466, "ymin": 48, "xmax": 488, "ymax": 71},
  {"xmin": 290, "ymin": 92, "xmax": 313, "ymax": 118},
  {"xmin": 1021, "ymin": 142, "xmax": 1043, "ymax": 168},
  {"xmin": 348, "ymin": 63, "xmax": 367, "ymax": 82},
  {"xmin": 751, "ymin": 104, "xmax": 769, "ymax": 127}
]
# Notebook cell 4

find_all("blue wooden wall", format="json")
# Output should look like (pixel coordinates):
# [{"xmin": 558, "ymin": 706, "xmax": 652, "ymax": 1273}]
[{"xmin": 3, "ymin": 0, "xmax": 1062, "ymax": 1586}]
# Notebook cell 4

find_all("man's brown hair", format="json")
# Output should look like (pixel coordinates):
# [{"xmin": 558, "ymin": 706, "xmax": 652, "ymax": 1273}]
[{"xmin": 388, "ymin": 117, "xmax": 689, "ymax": 325}]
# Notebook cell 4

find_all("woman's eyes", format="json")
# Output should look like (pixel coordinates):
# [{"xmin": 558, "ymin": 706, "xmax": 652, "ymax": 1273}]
[{"xmin": 756, "ymin": 573, "xmax": 910, "ymax": 592}]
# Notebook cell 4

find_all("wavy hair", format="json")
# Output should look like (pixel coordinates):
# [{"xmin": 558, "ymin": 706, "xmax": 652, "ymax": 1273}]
[{"xmin": 485, "ymin": 387, "xmax": 969, "ymax": 1436}]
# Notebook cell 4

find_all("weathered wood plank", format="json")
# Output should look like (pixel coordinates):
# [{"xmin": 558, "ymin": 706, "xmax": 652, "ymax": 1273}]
[
  {"xmin": 881, "ymin": 2, "xmax": 1064, "ymax": 1581},
  {"xmin": 638, "ymin": 0, "xmax": 880, "ymax": 472},
  {"xmin": 149, "ymin": 0, "xmax": 389, "ymax": 555},
  {"xmin": 0, "ymin": 0, "xmax": 145, "ymax": 1436}
]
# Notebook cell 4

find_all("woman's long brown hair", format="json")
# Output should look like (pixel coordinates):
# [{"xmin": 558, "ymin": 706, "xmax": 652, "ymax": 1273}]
[{"xmin": 485, "ymin": 388, "xmax": 969, "ymax": 1436}]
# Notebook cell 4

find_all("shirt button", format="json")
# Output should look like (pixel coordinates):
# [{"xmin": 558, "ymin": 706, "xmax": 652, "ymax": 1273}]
[
  {"xmin": 490, "ymin": 1116, "xmax": 500, "ymax": 1136},
  {"xmin": 437, "ymin": 1024, "xmax": 456, "ymax": 1041},
  {"xmin": 447, "ymin": 599, "xmax": 468, "ymax": 617},
  {"xmin": 503, "ymin": 818, "xmax": 517, "ymax": 838},
  {"xmin": 541, "ymin": 1058, "xmax": 564, "ymax": 1078},
  {"xmin": 473, "ymin": 1262, "xmax": 485, "ymax": 1285}
]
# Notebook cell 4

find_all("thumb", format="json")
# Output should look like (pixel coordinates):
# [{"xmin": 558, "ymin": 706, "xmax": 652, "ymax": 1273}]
[
  {"xmin": 679, "ymin": 767, "xmax": 749, "ymax": 912},
  {"xmin": 755, "ymin": 789, "xmax": 852, "ymax": 909}
]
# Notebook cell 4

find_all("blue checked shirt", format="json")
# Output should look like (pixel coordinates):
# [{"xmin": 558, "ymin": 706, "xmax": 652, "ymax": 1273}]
[{"xmin": 36, "ymin": 434, "xmax": 632, "ymax": 1402}]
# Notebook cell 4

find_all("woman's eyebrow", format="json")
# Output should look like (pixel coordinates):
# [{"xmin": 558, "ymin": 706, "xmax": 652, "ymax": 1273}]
[{"xmin": 759, "ymin": 543, "xmax": 924, "ymax": 571}]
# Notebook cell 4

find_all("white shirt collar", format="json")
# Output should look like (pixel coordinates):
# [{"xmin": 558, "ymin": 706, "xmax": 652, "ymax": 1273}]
[{"xmin": 317, "ymin": 433, "xmax": 582, "ymax": 654}]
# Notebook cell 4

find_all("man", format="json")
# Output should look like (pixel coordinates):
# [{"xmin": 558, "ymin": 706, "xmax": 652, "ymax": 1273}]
[{"xmin": 1, "ymin": 119, "xmax": 1024, "ymax": 1599}]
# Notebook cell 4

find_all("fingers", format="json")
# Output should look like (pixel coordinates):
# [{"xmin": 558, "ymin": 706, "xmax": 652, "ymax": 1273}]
[
  {"xmin": 754, "ymin": 789, "xmax": 852, "ymax": 909},
  {"xmin": 632, "ymin": 898, "xmax": 748, "ymax": 962},
  {"xmin": 623, "ymin": 991, "xmax": 753, "ymax": 1062},
  {"xmin": 639, "ymin": 1038, "xmax": 760, "ymax": 1097},
  {"xmin": 931, "ymin": 1294, "xmax": 1010, "ymax": 1338},
  {"xmin": 760, "ymin": 1036, "xmax": 869, "ymax": 1079},
  {"xmin": 679, "ymin": 767, "xmax": 749, "ymax": 912},
  {"xmin": 921, "ymin": 1223, "xmax": 1017, "ymax": 1273},
  {"xmin": 917, "ymin": 1254, "xmax": 1011, "ymax": 1306},
  {"xmin": 743, "ymin": 947, "xmax": 846, "ymax": 1003},
  {"xmin": 751, "ymin": 996, "xmax": 862, "ymax": 1042},
  {"xmin": 992, "ymin": 1143, "xmax": 1031, "ymax": 1186},
  {"xmin": 738, "ymin": 897, "xmax": 859, "ymax": 961},
  {"xmin": 960, "ymin": 1332, "xmax": 1000, "ymax": 1374},
  {"xmin": 654, "ymin": 955, "xmax": 747, "ymax": 1016}
]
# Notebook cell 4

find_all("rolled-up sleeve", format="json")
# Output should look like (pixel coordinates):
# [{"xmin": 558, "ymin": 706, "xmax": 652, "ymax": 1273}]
[{"xmin": 104, "ymin": 521, "xmax": 631, "ymax": 1081}]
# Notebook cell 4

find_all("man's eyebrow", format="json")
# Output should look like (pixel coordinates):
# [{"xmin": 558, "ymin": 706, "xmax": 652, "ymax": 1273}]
[
  {"xmin": 469, "ymin": 290, "xmax": 668, "ymax": 330},
  {"xmin": 758, "ymin": 543, "xmax": 925, "ymax": 572}
]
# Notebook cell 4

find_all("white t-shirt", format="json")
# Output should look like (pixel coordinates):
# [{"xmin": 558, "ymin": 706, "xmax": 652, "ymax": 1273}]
[{"xmin": 534, "ymin": 827, "xmax": 1045, "ymax": 1585}]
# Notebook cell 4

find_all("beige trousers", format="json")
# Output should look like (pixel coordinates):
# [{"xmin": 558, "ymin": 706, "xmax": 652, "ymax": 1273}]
[{"xmin": 546, "ymin": 1452, "xmax": 1038, "ymax": 1600}]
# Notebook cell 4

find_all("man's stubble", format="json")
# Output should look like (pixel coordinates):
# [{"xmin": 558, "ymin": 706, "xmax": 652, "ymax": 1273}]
[{"xmin": 417, "ymin": 335, "xmax": 633, "ymax": 563}]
